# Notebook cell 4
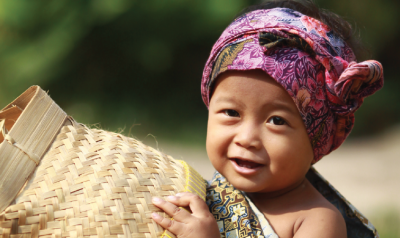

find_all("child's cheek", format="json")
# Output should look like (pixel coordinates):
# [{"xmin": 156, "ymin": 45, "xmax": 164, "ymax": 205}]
[{"xmin": 206, "ymin": 116, "xmax": 231, "ymax": 171}]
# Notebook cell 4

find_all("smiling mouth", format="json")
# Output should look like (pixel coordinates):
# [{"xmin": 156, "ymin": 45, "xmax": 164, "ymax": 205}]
[{"xmin": 234, "ymin": 159, "xmax": 262, "ymax": 169}]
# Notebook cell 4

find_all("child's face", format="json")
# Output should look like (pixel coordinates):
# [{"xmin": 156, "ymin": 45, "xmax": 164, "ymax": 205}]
[{"xmin": 206, "ymin": 70, "xmax": 314, "ymax": 194}]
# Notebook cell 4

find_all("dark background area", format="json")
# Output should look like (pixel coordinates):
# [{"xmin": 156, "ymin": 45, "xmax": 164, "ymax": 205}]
[{"xmin": 0, "ymin": 0, "xmax": 399, "ymax": 145}]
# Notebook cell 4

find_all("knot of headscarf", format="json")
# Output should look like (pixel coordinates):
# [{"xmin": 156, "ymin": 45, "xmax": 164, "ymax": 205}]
[{"xmin": 201, "ymin": 8, "xmax": 383, "ymax": 162}]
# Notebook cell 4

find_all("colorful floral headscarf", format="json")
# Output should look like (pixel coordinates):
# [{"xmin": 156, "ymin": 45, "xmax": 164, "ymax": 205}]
[{"xmin": 201, "ymin": 8, "xmax": 383, "ymax": 162}]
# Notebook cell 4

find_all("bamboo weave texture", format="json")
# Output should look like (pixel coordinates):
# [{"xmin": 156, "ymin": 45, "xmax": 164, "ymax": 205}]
[{"xmin": 0, "ymin": 118, "xmax": 206, "ymax": 238}]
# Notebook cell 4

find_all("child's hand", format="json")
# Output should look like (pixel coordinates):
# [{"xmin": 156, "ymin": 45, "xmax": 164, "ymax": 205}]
[{"xmin": 151, "ymin": 192, "xmax": 220, "ymax": 238}]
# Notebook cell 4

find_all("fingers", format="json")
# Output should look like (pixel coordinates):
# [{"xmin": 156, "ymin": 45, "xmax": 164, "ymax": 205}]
[
  {"xmin": 166, "ymin": 192, "xmax": 210, "ymax": 217},
  {"xmin": 151, "ymin": 194, "xmax": 220, "ymax": 238},
  {"xmin": 152, "ymin": 197, "xmax": 191, "ymax": 222},
  {"xmin": 151, "ymin": 212, "xmax": 184, "ymax": 235}
]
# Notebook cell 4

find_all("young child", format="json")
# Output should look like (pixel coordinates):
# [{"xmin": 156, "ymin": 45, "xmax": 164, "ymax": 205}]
[{"xmin": 151, "ymin": 1, "xmax": 383, "ymax": 237}]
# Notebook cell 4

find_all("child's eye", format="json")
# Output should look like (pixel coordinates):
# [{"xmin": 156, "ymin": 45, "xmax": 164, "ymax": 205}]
[
  {"xmin": 268, "ymin": 116, "xmax": 286, "ymax": 125},
  {"xmin": 224, "ymin": 109, "xmax": 240, "ymax": 117}
]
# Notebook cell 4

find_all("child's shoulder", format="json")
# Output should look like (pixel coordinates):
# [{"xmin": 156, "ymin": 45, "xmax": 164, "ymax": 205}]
[
  {"xmin": 253, "ymin": 179, "xmax": 347, "ymax": 238},
  {"xmin": 294, "ymin": 199, "xmax": 346, "ymax": 237},
  {"xmin": 291, "ymin": 180, "xmax": 347, "ymax": 238}
]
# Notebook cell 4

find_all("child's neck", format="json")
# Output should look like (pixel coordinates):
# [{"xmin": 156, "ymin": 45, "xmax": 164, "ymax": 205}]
[{"xmin": 246, "ymin": 177, "xmax": 308, "ymax": 202}]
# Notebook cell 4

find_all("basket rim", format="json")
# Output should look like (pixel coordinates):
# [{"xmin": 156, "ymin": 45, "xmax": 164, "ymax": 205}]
[{"xmin": 0, "ymin": 86, "xmax": 67, "ymax": 213}]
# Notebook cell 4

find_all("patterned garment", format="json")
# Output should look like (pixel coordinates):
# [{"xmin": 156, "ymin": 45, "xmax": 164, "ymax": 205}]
[
  {"xmin": 244, "ymin": 194, "xmax": 278, "ymax": 238},
  {"xmin": 207, "ymin": 169, "xmax": 379, "ymax": 238},
  {"xmin": 206, "ymin": 172, "xmax": 275, "ymax": 238},
  {"xmin": 201, "ymin": 8, "xmax": 384, "ymax": 162}
]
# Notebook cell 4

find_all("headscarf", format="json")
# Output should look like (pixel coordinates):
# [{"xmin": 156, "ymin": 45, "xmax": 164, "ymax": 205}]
[{"xmin": 201, "ymin": 8, "xmax": 383, "ymax": 162}]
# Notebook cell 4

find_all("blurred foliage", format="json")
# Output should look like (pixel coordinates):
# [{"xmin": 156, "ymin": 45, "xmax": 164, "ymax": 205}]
[
  {"xmin": 0, "ymin": 0, "xmax": 398, "ymax": 144},
  {"xmin": 371, "ymin": 210, "xmax": 400, "ymax": 238}
]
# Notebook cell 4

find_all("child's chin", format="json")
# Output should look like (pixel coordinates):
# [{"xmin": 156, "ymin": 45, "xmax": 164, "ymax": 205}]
[{"xmin": 228, "ymin": 177, "xmax": 267, "ymax": 193}]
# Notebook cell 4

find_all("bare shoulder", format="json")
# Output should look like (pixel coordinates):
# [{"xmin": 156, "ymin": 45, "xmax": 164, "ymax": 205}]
[
  {"xmin": 293, "ymin": 193, "xmax": 347, "ymax": 238},
  {"xmin": 294, "ymin": 206, "xmax": 346, "ymax": 238},
  {"xmin": 252, "ymin": 179, "xmax": 347, "ymax": 238}
]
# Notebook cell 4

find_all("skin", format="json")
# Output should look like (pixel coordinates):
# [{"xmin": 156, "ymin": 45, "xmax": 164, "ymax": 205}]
[
  {"xmin": 151, "ymin": 193, "xmax": 220, "ymax": 238},
  {"xmin": 153, "ymin": 70, "xmax": 346, "ymax": 238}
]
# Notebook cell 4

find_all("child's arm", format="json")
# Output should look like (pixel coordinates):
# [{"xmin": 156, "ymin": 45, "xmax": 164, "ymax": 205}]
[{"xmin": 151, "ymin": 192, "xmax": 220, "ymax": 238}]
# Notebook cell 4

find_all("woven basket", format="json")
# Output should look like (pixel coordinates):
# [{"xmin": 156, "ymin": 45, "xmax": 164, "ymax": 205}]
[{"xmin": 0, "ymin": 86, "xmax": 206, "ymax": 238}]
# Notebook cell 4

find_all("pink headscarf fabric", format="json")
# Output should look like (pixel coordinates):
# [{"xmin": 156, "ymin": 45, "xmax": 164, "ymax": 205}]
[{"xmin": 201, "ymin": 8, "xmax": 383, "ymax": 162}]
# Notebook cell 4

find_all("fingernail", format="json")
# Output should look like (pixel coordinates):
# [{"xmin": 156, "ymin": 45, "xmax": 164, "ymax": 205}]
[
  {"xmin": 175, "ymin": 193, "xmax": 182, "ymax": 196},
  {"xmin": 152, "ymin": 197, "xmax": 162, "ymax": 204},
  {"xmin": 151, "ymin": 212, "xmax": 161, "ymax": 219},
  {"xmin": 167, "ymin": 196, "xmax": 176, "ymax": 201}
]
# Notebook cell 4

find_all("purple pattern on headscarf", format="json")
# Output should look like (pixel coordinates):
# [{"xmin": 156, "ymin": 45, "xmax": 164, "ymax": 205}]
[{"xmin": 201, "ymin": 8, "xmax": 383, "ymax": 162}]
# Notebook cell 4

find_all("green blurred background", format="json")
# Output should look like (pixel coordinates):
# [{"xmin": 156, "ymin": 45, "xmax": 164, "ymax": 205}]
[
  {"xmin": 0, "ymin": 0, "xmax": 399, "ymax": 236},
  {"xmin": 0, "ymin": 0, "xmax": 399, "ymax": 144}
]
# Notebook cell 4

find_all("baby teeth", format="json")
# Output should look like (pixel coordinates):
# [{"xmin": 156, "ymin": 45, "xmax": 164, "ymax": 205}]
[
  {"xmin": 235, "ymin": 159, "xmax": 259, "ymax": 169},
  {"xmin": 239, "ymin": 163, "xmax": 256, "ymax": 169}
]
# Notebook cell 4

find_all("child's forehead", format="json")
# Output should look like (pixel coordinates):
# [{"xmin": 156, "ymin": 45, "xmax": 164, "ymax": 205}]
[{"xmin": 212, "ymin": 70, "xmax": 299, "ymax": 114}]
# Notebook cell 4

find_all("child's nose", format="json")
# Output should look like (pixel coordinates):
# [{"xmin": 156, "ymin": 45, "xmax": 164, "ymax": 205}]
[{"xmin": 233, "ymin": 122, "xmax": 262, "ymax": 150}]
